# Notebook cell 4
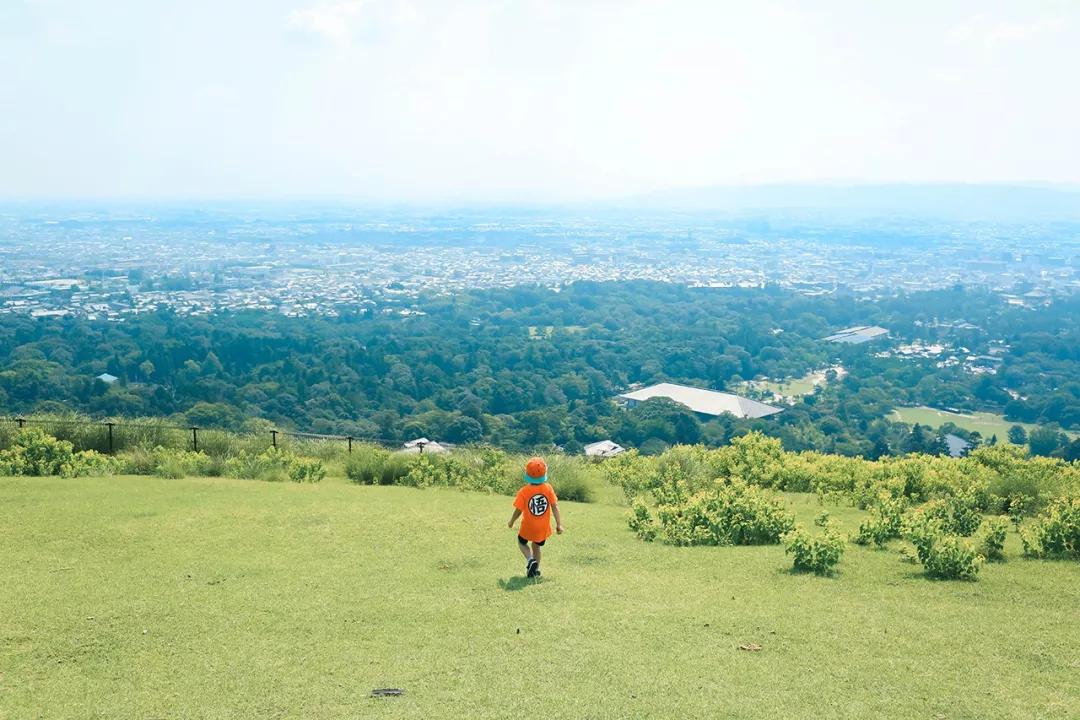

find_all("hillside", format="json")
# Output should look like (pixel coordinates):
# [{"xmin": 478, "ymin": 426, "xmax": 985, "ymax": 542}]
[
  {"xmin": 3, "ymin": 282, "xmax": 1080, "ymax": 458},
  {"xmin": 3, "ymin": 473, "xmax": 1078, "ymax": 719}
]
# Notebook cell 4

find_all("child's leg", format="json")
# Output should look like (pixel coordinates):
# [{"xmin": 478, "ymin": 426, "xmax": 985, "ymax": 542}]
[
  {"xmin": 530, "ymin": 542, "xmax": 542, "ymax": 566},
  {"xmin": 517, "ymin": 536, "xmax": 532, "ymax": 562}
]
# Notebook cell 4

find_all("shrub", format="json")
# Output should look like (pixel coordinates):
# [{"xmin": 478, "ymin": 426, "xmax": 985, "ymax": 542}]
[
  {"xmin": 919, "ymin": 535, "xmax": 982, "ymax": 580},
  {"xmin": 119, "ymin": 447, "xmax": 216, "ymax": 479},
  {"xmin": 968, "ymin": 445, "xmax": 1077, "ymax": 514},
  {"xmin": 977, "ymin": 516, "xmax": 1008, "ymax": 562},
  {"xmin": 919, "ymin": 493, "xmax": 983, "ymax": 536},
  {"xmin": 1021, "ymin": 496, "xmax": 1080, "ymax": 560},
  {"xmin": 853, "ymin": 495, "xmax": 906, "ymax": 546},
  {"xmin": 602, "ymin": 450, "xmax": 658, "ymax": 501},
  {"xmin": 784, "ymin": 524, "xmax": 845, "ymax": 575},
  {"xmin": 903, "ymin": 513, "xmax": 982, "ymax": 580},
  {"xmin": 345, "ymin": 446, "xmax": 411, "ymax": 485},
  {"xmin": 225, "ymin": 448, "xmax": 324, "ymax": 483},
  {"xmin": 545, "ymin": 455, "xmax": 597, "ymax": 503},
  {"xmin": 288, "ymin": 456, "xmax": 326, "ymax": 483},
  {"xmin": 0, "ymin": 428, "xmax": 115, "ymax": 478},
  {"xmin": 642, "ymin": 479, "xmax": 795, "ymax": 547},
  {"xmin": 628, "ymin": 498, "xmax": 658, "ymax": 541}
]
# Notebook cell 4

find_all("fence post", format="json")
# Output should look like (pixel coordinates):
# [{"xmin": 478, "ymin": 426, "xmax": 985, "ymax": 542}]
[
  {"xmin": 347, "ymin": 436, "xmax": 353, "ymax": 453},
  {"xmin": 106, "ymin": 422, "xmax": 115, "ymax": 454},
  {"xmin": 16, "ymin": 417, "xmax": 25, "ymax": 429},
  {"xmin": 271, "ymin": 430, "xmax": 278, "ymax": 449},
  {"xmin": 191, "ymin": 427, "xmax": 199, "ymax": 453}
]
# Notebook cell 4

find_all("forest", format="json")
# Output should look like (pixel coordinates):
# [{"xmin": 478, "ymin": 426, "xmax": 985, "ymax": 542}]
[{"xmin": 1, "ymin": 281, "xmax": 1078, "ymax": 458}]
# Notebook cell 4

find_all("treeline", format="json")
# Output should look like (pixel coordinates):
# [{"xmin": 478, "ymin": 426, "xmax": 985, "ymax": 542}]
[{"xmin": 0, "ymin": 282, "xmax": 1078, "ymax": 454}]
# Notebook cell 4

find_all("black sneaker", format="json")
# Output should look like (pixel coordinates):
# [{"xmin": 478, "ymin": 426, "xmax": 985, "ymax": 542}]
[
  {"xmin": 526, "ymin": 558, "xmax": 538, "ymax": 578},
  {"xmin": 532, "ymin": 564, "xmax": 542, "ymax": 579}
]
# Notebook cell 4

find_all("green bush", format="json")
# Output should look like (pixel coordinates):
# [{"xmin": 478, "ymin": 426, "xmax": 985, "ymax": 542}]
[
  {"xmin": 1021, "ymin": 496, "xmax": 1080, "ymax": 560},
  {"xmin": 920, "ymin": 535, "xmax": 982, "ymax": 580},
  {"xmin": 853, "ymin": 495, "xmax": 906, "ymax": 546},
  {"xmin": 345, "ymin": 446, "xmax": 412, "ymax": 485},
  {"xmin": 225, "ymin": 448, "xmax": 324, "ymax": 483},
  {"xmin": 919, "ymin": 493, "xmax": 983, "ymax": 536},
  {"xmin": 0, "ymin": 428, "xmax": 116, "ymax": 478},
  {"xmin": 637, "ymin": 478, "xmax": 795, "ymax": 547},
  {"xmin": 603, "ymin": 449, "xmax": 659, "ymax": 501},
  {"xmin": 545, "ymin": 455, "xmax": 597, "ymax": 503},
  {"xmin": 903, "ymin": 513, "xmax": 982, "ymax": 580},
  {"xmin": 119, "ymin": 447, "xmax": 215, "ymax": 479},
  {"xmin": 977, "ymin": 516, "xmax": 1008, "ymax": 562},
  {"xmin": 784, "ymin": 524, "xmax": 845, "ymax": 575},
  {"xmin": 288, "ymin": 456, "xmax": 326, "ymax": 483},
  {"xmin": 628, "ymin": 498, "xmax": 658, "ymax": 541}
]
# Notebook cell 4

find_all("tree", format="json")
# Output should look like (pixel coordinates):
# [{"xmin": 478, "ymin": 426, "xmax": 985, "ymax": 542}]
[
  {"xmin": 446, "ymin": 416, "xmax": 483, "ymax": 444},
  {"xmin": 185, "ymin": 402, "xmax": 243, "ymax": 428},
  {"xmin": 1007, "ymin": 425, "xmax": 1027, "ymax": 446},
  {"xmin": 1027, "ymin": 426, "xmax": 1063, "ymax": 458}
]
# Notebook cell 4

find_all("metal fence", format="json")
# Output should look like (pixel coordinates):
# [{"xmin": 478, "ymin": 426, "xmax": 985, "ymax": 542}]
[{"xmin": 0, "ymin": 415, "xmax": 416, "ymax": 456}]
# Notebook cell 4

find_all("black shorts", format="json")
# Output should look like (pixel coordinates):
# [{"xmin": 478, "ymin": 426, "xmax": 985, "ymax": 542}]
[{"xmin": 518, "ymin": 535, "xmax": 545, "ymax": 547}]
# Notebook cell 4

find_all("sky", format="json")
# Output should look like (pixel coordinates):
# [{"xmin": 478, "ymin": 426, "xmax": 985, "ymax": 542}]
[{"xmin": 1, "ymin": 0, "xmax": 1078, "ymax": 202}]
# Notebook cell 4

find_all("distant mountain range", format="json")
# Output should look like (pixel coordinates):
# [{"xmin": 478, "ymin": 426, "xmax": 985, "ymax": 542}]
[{"xmin": 616, "ymin": 183, "xmax": 1080, "ymax": 222}]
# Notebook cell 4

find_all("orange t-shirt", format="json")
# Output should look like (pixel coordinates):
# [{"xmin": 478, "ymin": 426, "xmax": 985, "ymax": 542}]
[{"xmin": 514, "ymin": 483, "xmax": 558, "ymax": 542}]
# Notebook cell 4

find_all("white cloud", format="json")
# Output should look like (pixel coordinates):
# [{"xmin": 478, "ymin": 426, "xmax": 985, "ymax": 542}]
[
  {"xmin": 288, "ymin": 0, "xmax": 419, "ymax": 45},
  {"xmin": 952, "ymin": 13, "xmax": 1065, "ymax": 49}
]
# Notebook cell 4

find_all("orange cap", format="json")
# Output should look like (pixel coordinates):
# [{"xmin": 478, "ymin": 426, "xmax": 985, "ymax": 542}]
[{"xmin": 525, "ymin": 457, "xmax": 547, "ymax": 482}]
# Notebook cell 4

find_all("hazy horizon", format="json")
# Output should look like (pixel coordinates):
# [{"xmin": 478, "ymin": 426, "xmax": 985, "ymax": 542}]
[{"xmin": 2, "ymin": 1, "xmax": 1079, "ymax": 203}]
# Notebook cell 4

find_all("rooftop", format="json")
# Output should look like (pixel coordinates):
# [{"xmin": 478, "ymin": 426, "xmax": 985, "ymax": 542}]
[
  {"xmin": 618, "ymin": 383, "xmax": 783, "ymax": 419},
  {"xmin": 823, "ymin": 326, "xmax": 889, "ymax": 344}
]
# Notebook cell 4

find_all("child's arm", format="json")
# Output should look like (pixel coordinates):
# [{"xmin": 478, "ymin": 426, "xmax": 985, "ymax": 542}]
[
  {"xmin": 553, "ymin": 503, "xmax": 564, "ymax": 534},
  {"xmin": 507, "ymin": 508, "xmax": 522, "ymax": 529}
]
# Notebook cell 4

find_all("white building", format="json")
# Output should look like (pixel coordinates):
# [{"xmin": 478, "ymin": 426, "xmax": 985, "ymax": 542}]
[
  {"xmin": 401, "ymin": 437, "xmax": 448, "ymax": 454},
  {"xmin": 823, "ymin": 326, "xmax": 889, "ymax": 344},
  {"xmin": 618, "ymin": 383, "xmax": 782, "ymax": 419},
  {"xmin": 583, "ymin": 440, "xmax": 626, "ymax": 458}
]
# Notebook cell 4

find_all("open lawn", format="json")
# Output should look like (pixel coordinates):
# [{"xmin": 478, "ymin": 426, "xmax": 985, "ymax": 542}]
[
  {"xmin": 2, "ymin": 474, "xmax": 1079, "ymax": 719},
  {"xmin": 742, "ymin": 367, "xmax": 843, "ymax": 399},
  {"xmin": 890, "ymin": 406, "xmax": 1076, "ymax": 440}
]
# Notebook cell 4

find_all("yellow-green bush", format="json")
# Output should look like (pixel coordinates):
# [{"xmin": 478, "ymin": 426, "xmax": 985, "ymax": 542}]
[
  {"xmin": 0, "ymin": 428, "xmax": 116, "ymax": 478},
  {"xmin": 1021, "ymin": 496, "xmax": 1080, "ymax": 560},
  {"xmin": 784, "ymin": 523, "xmax": 845, "ymax": 575},
  {"xmin": 629, "ymin": 477, "xmax": 794, "ymax": 546}
]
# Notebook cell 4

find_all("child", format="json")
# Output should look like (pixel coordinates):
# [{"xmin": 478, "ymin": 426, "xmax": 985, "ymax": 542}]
[{"xmin": 507, "ymin": 457, "xmax": 564, "ymax": 578}]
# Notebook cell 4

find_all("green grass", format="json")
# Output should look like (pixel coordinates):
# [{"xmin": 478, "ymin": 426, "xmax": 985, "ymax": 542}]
[
  {"xmin": 2, "ymin": 475, "xmax": 1079, "ymax": 719},
  {"xmin": 890, "ymin": 406, "xmax": 1076, "ymax": 440},
  {"xmin": 742, "ymin": 369, "xmax": 837, "ymax": 398},
  {"xmin": 755, "ymin": 376, "xmax": 817, "ymax": 396}
]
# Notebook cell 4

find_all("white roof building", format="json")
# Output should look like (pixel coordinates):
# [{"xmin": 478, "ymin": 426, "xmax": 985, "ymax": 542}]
[
  {"xmin": 618, "ymin": 383, "xmax": 782, "ymax": 419},
  {"xmin": 823, "ymin": 326, "xmax": 889, "ymax": 344},
  {"xmin": 401, "ymin": 437, "xmax": 449, "ymax": 454},
  {"xmin": 583, "ymin": 440, "xmax": 626, "ymax": 458},
  {"xmin": 95, "ymin": 373, "xmax": 119, "ymax": 384}
]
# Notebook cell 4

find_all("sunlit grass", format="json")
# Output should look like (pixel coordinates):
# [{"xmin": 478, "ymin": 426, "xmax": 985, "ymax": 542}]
[
  {"xmin": 890, "ymin": 406, "xmax": 1076, "ymax": 440},
  {"xmin": 2, "ymin": 474, "xmax": 1078, "ymax": 719}
]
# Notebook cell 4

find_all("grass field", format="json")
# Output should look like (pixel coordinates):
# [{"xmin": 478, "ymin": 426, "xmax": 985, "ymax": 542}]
[
  {"xmin": 890, "ymin": 406, "xmax": 1076, "ymax": 440},
  {"xmin": 3, "ymin": 474, "xmax": 1079, "ymax": 719},
  {"xmin": 742, "ymin": 367, "xmax": 842, "ymax": 399}
]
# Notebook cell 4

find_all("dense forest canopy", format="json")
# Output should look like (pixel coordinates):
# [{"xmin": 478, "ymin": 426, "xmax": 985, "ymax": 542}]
[{"xmin": 1, "ymin": 281, "xmax": 1078, "ymax": 457}]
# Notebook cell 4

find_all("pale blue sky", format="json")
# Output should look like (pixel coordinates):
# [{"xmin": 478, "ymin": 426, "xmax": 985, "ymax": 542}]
[{"xmin": 1, "ymin": 0, "xmax": 1077, "ymax": 202}]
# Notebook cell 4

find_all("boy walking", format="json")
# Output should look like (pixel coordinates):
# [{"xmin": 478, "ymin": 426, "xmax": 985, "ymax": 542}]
[{"xmin": 507, "ymin": 457, "xmax": 564, "ymax": 578}]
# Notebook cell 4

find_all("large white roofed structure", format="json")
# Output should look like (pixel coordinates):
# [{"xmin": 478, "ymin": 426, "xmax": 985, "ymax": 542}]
[{"xmin": 617, "ymin": 383, "xmax": 782, "ymax": 419}]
